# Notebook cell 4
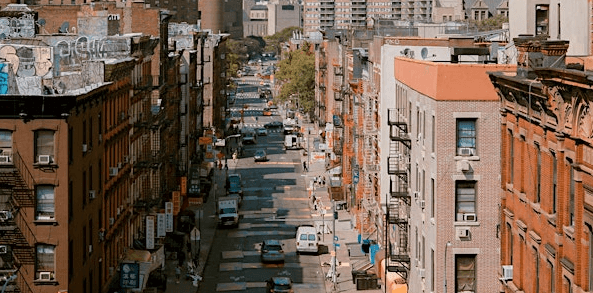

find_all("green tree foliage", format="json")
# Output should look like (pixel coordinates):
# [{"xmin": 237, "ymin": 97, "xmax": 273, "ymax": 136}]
[
  {"xmin": 468, "ymin": 14, "xmax": 509, "ymax": 31},
  {"xmin": 274, "ymin": 45, "xmax": 315, "ymax": 113},
  {"xmin": 225, "ymin": 38, "xmax": 265, "ymax": 78},
  {"xmin": 264, "ymin": 26, "xmax": 302, "ymax": 55}
]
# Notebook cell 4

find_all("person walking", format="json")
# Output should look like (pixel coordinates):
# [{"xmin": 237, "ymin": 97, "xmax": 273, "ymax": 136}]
[
  {"xmin": 303, "ymin": 161, "xmax": 308, "ymax": 172},
  {"xmin": 175, "ymin": 265, "xmax": 181, "ymax": 283}
]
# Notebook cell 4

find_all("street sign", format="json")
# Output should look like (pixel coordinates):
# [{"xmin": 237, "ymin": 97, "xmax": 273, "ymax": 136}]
[
  {"xmin": 334, "ymin": 236, "xmax": 339, "ymax": 242},
  {"xmin": 353, "ymin": 169, "xmax": 359, "ymax": 184},
  {"xmin": 334, "ymin": 243, "xmax": 341, "ymax": 248}
]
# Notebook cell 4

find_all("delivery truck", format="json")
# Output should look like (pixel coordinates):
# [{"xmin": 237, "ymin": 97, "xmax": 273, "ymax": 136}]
[
  {"xmin": 217, "ymin": 197, "xmax": 239, "ymax": 227},
  {"xmin": 284, "ymin": 134, "xmax": 304, "ymax": 150}
]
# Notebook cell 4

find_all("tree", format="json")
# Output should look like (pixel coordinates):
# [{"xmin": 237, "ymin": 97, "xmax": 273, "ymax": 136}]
[
  {"xmin": 264, "ymin": 26, "xmax": 302, "ymax": 55},
  {"xmin": 274, "ymin": 44, "xmax": 315, "ymax": 114}
]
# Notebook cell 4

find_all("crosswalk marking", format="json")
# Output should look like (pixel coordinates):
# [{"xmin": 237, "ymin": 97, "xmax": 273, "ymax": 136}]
[
  {"xmin": 227, "ymin": 230, "xmax": 295, "ymax": 237},
  {"xmin": 219, "ymin": 261, "xmax": 317, "ymax": 271},
  {"xmin": 215, "ymin": 282, "xmax": 322, "ymax": 292}
]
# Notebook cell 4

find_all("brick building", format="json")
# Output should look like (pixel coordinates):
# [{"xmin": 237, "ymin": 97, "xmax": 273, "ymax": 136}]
[{"xmin": 490, "ymin": 37, "xmax": 593, "ymax": 293}]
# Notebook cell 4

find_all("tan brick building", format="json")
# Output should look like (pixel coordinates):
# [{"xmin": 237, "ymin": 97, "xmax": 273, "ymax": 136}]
[
  {"xmin": 490, "ymin": 37, "xmax": 593, "ymax": 293},
  {"xmin": 379, "ymin": 37, "xmax": 515, "ymax": 292}
]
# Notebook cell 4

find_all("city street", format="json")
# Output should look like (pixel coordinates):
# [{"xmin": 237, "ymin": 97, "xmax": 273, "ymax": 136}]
[{"xmin": 197, "ymin": 71, "xmax": 326, "ymax": 292}]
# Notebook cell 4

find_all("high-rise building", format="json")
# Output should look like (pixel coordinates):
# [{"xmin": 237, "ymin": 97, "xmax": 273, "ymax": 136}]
[{"xmin": 199, "ymin": 0, "xmax": 243, "ymax": 38}]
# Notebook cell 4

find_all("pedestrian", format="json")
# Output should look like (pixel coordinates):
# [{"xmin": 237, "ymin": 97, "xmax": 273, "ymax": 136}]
[
  {"xmin": 175, "ymin": 266, "xmax": 181, "ymax": 283},
  {"xmin": 303, "ymin": 161, "xmax": 308, "ymax": 172}
]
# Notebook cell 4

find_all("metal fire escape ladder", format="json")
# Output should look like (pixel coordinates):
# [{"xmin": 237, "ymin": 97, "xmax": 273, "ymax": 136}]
[{"xmin": 386, "ymin": 107, "xmax": 411, "ymax": 281}]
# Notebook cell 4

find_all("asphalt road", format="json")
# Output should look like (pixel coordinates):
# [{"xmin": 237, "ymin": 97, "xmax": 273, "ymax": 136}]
[{"xmin": 198, "ymin": 78, "xmax": 325, "ymax": 293}]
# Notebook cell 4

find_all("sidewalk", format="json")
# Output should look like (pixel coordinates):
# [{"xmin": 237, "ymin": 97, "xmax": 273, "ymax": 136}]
[
  {"xmin": 302, "ymin": 121, "xmax": 384, "ymax": 293},
  {"xmin": 163, "ymin": 167, "xmax": 227, "ymax": 292}
]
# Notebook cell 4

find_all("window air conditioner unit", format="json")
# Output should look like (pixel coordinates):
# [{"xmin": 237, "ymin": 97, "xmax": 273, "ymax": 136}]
[
  {"xmin": 0, "ymin": 245, "xmax": 7, "ymax": 254},
  {"xmin": 0, "ymin": 210, "xmax": 11, "ymax": 221},
  {"xmin": 463, "ymin": 213, "xmax": 477, "ymax": 221},
  {"xmin": 109, "ymin": 167, "xmax": 118, "ymax": 177},
  {"xmin": 123, "ymin": 156, "xmax": 129, "ymax": 163},
  {"xmin": 88, "ymin": 245, "xmax": 93, "ymax": 253},
  {"xmin": 109, "ymin": 217, "xmax": 115, "ymax": 225},
  {"xmin": 39, "ymin": 272, "xmax": 52, "ymax": 280},
  {"xmin": 38, "ymin": 155, "xmax": 51, "ymax": 165},
  {"xmin": 117, "ymin": 162, "xmax": 123, "ymax": 169},
  {"xmin": 501, "ymin": 265, "xmax": 513, "ymax": 281},
  {"xmin": 89, "ymin": 190, "xmax": 96, "ymax": 200},
  {"xmin": 414, "ymin": 191, "xmax": 421, "ymax": 199},
  {"xmin": 456, "ymin": 227, "xmax": 470, "ymax": 238},
  {"xmin": 82, "ymin": 144, "xmax": 88, "ymax": 153},
  {"xmin": 419, "ymin": 200, "xmax": 425, "ymax": 209},
  {"xmin": 0, "ymin": 155, "xmax": 10, "ymax": 164},
  {"xmin": 117, "ymin": 207, "xmax": 121, "ymax": 215},
  {"xmin": 418, "ymin": 268, "xmax": 425, "ymax": 278},
  {"xmin": 458, "ymin": 147, "xmax": 474, "ymax": 156}
]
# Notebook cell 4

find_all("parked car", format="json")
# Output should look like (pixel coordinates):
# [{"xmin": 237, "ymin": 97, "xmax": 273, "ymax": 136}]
[
  {"xmin": 261, "ymin": 239, "xmax": 285, "ymax": 263},
  {"xmin": 265, "ymin": 121, "xmax": 283, "ymax": 128},
  {"xmin": 265, "ymin": 277, "xmax": 294, "ymax": 293},
  {"xmin": 296, "ymin": 225, "xmax": 319, "ymax": 254},
  {"xmin": 254, "ymin": 149, "xmax": 267, "ymax": 162},
  {"xmin": 256, "ymin": 127, "xmax": 268, "ymax": 136}
]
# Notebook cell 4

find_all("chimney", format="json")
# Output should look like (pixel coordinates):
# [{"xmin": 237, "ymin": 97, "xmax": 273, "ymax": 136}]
[
  {"xmin": 514, "ymin": 35, "xmax": 543, "ymax": 79},
  {"xmin": 540, "ymin": 40, "xmax": 569, "ymax": 68}
]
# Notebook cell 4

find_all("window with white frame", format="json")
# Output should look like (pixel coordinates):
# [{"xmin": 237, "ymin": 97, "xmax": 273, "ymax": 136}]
[
  {"xmin": 36, "ymin": 185, "xmax": 55, "ymax": 220},
  {"xmin": 456, "ymin": 119, "xmax": 476, "ymax": 156},
  {"xmin": 0, "ymin": 130, "xmax": 12, "ymax": 160},
  {"xmin": 455, "ymin": 181, "xmax": 476, "ymax": 221},
  {"xmin": 36, "ymin": 244, "xmax": 55, "ymax": 280},
  {"xmin": 34, "ymin": 130, "xmax": 55, "ymax": 163}
]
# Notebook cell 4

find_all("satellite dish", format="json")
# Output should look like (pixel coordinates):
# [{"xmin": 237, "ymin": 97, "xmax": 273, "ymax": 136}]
[
  {"xmin": 38, "ymin": 18, "xmax": 46, "ymax": 26},
  {"xmin": 421, "ymin": 47, "xmax": 428, "ymax": 59},
  {"xmin": 58, "ymin": 21, "xmax": 69, "ymax": 33}
]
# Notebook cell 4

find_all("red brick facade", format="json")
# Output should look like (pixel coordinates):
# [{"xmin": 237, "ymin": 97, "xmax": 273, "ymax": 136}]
[{"xmin": 490, "ymin": 37, "xmax": 593, "ymax": 293}]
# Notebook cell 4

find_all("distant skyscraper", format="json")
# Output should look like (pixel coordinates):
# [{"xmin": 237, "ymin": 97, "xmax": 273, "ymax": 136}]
[{"xmin": 199, "ymin": 0, "xmax": 243, "ymax": 38}]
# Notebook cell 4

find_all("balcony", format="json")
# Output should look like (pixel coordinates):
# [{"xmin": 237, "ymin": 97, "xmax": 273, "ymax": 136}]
[
  {"xmin": 387, "ymin": 155, "xmax": 409, "ymax": 175},
  {"xmin": 333, "ymin": 114, "xmax": 343, "ymax": 128}
]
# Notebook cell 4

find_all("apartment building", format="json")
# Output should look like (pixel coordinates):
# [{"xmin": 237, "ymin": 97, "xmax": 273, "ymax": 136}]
[
  {"xmin": 489, "ymin": 36, "xmax": 593, "ymax": 293},
  {"xmin": 0, "ymin": 3, "xmax": 214, "ymax": 292},
  {"xmin": 379, "ymin": 37, "xmax": 514, "ymax": 292},
  {"xmin": 243, "ymin": 1, "xmax": 301, "ymax": 37},
  {"xmin": 199, "ymin": 0, "xmax": 243, "ymax": 38}
]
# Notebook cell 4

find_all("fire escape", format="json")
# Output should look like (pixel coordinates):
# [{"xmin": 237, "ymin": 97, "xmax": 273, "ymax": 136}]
[
  {"xmin": 0, "ymin": 152, "xmax": 37, "ymax": 293},
  {"xmin": 386, "ymin": 107, "xmax": 411, "ymax": 280},
  {"xmin": 360, "ymin": 94, "xmax": 380, "ymax": 240}
]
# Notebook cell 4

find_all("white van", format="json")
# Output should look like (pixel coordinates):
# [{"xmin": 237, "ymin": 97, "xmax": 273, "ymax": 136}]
[{"xmin": 296, "ymin": 226, "xmax": 319, "ymax": 254}]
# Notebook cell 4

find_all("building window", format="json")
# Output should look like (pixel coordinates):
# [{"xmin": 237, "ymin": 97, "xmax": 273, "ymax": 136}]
[
  {"xmin": 431, "ymin": 178, "xmax": 435, "ymax": 218},
  {"xmin": 589, "ymin": 225, "xmax": 593, "ymax": 291},
  {"xmin": 548, "ymin": 260, "xmax": 554, "ymax": 293},
  {"xmin": 36, "ymin": 244, "xmax": 55, "ymax": 280},
  {"xmin": 431, "ymin": 115, "xmax": 435, "ymax": 152},
  {"xmin": 89, "ymin": 118, "xmax": 93, "ymax": 149},
  {"xmin": 552, "ymin": 151, "xmax": 557, "ymax": 213},
  {"xmin": 534, "ymin": 247, "xmax": 540, "ymax": 293},
  {"xmin": 535, "ymin": 5, "xmax": 549, "ymax": 35},
  {"xmin": 35, "ymin": 130, "xmax": 55, "ymax": 163},
  {"xmin": 509, "ymin": 131, "xmax": 514, "ymax": 184},
  {"xmin": 507, "ymin": 223, "xmax": 513, "ymax": 264},
  {"xmin": 535, "ymin": 144, "xmax": 541, "ymax": 203},
  {"xmin": 36, "ymin": 185, "xmax": 55, "ymax": 220},
  {"xmin": 0, "ymin": 130, "xmax": 12, "ymax": 159},
  {"xmin": 83, "ymin": 225, "xmax": 87, "ymax": 263},
  {"xmin": 563, "ymin": 276, "xmax": 572, "ymax": 293},
  {"xmin": 431, "ymin": 249, "xmax": 435, "ymax": 291},
  {"xmin": 456, "ymin": 119, "xmax": 476, "ymax": 155},
  {"xmin": 455, "ymin": 181, "xmax": 476, "ymax": 221},
  {"xmin": 569, "ymin": 164, "xmax": 575, "ymax": 226},
  {"xmin": 82, "ymin": 171, "xmax": 87, "ymax": 207},
  {"xmin": 455, "ymin": 254, "xmax": 476, "ymax": 293}
]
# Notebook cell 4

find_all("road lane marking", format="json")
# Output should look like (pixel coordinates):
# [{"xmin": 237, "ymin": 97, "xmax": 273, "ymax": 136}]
[
  {"xmin": 221, "ymin": 251, "xmax": 244, "ymax": 259},
  {"xmin": 227, "ymin": 230, "xmax": 295, "ymax": 237},
  {"xmin": 216, "ymin": 282, "xmax": 247, "ymax": 291}
]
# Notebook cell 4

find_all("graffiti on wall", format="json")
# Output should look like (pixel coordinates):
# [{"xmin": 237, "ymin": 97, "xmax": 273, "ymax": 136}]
[
  {"xmin": 0, "ymin": 45, "xmax": 52, "ymax": 77},
  {"xmin": 0, "ymin": 63, "xmax": 10, "ymax": 94},
  {"xmin": 47, "ymin": 36, "xmax": 131, "ymax": 69},
  {"xmin": 0, "ymin": 14, "xmax": 35, "ymax": 38}
]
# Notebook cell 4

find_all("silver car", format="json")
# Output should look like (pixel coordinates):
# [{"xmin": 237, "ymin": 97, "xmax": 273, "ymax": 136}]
[
  {"xmin": 261, "ymin": 239, "xmax": 285, "ymax": 263},
  {"xmin": 254, "ymin": 149, "xmax": 267, "ymax": 162}
]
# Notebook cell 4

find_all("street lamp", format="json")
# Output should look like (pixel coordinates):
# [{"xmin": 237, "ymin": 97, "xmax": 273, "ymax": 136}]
[{"xmin": 444, "ymin": 241, "xmax": 452, "ymax": 293}]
